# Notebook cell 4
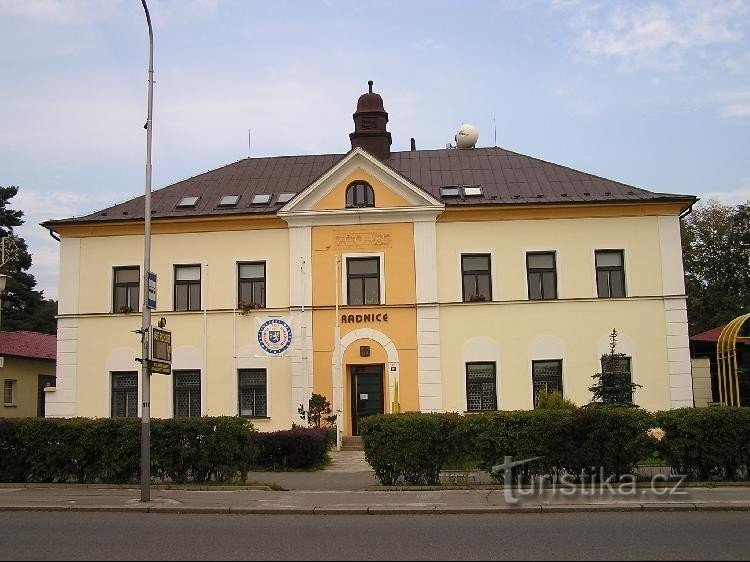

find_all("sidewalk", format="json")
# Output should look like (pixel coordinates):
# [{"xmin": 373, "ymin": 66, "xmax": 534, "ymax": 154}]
[{"xmin": 1, "ymin": 451, "xmax": 749, "ymax": 514}]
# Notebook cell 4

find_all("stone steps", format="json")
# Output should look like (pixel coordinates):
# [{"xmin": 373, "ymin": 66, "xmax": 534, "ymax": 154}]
[{"xmin": 340, "ymin": 436, "xmax": 363, "ymax": 451}]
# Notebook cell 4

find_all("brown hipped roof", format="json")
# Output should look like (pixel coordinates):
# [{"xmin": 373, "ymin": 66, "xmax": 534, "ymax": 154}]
[
  {"xmin": 43, "ymin": 146, "xmax": 696, "ymax": 228},
  {"xmin": 0, "ymin": 331, "xmax": 56, "ymax": 361}
]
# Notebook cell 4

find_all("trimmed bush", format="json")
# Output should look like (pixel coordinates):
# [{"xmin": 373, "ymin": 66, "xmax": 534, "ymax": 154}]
[
  {"xmin": 359, "ymin": 413, "xmax": 466, "ymax": 486},
  {"xmin": 151, "ymin": 417, "xmax": 258, "ymax": 483},
  {"xmin": 0, "ymin": 416, "xmax": 257, "ymax": 484},
  {"xmin": 567, "ymin": 407, "xmax": 656, "ymax": 478},
  {"xmin": 361, "ymin": 408, "xmax": 658, "ymax": 485},
  {"xmin": 469, "ymin": 410, "xmax": 575, "ymax": 479},
  {"xmin": 256, "ymin": 427, "xmax": 328, "ymax": 470},
  {"xmin": 656, "ymin": 408, "xmax": 750, "ymax": 481}
]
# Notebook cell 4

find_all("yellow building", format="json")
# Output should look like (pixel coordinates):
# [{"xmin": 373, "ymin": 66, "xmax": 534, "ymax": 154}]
[
  {"xmin": 0, "ymin": 331, "xmax": 57, "ymax": 418},
  {"xmin": 43, "ymin": 83, "xmax": 696, "ymax": 434}
]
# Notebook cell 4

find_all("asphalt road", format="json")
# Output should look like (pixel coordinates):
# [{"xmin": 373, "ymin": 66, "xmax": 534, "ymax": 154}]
[{"xmin": 1, "ymin": 512, "xmax": 747, "ymax": 560}]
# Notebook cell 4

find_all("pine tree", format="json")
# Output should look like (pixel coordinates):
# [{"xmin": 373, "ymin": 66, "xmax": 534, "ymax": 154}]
[
  {"xmin": 589, "ymin": 329, "xmax": 641, "ymax": 407},
  {"xmin": 0, "ymin": 185, "xmax": 57, "ymax": 333}
]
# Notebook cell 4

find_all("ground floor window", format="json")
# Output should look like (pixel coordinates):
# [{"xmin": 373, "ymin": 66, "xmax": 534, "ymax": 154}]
[
  {"xmin": 111, "ymin": 372, "xmax": 138, "ymax": 418},
  {"xmin": 3, "ymin": 380, "xmax": 16, "ymax": 406},
  {"xmin": 466, "ymin": 362, "xmax": 497, "ymax": 411},
  {"xmin": 601, "ymin": 356, "xmax": 634, "ymax": 404},
  {"xmin": 174, "ymin": 370, "xmax": 201, "ymax": 417},
  {"xmin": 532, "ymin": 360, "xmax": 563, "ymax": 407},
  {"xmin": 238, "ymin": 369, "xmax": 267, "ymax": 418}
]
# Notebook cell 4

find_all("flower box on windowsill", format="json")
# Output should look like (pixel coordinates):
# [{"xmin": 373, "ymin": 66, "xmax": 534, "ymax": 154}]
[
  {"xmin": 469, "ymin": 294, "xmax": 487, "ymax": 302},
  {"xmin": 238, "ymin": 302, "xmax": 266, "ymax": 315}
]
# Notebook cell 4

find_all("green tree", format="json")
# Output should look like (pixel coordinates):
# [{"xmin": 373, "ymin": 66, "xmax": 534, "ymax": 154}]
[
  {"xmin": 681, "ymin": 199, "xmax": 750, "ymax": 335},
  {"xmin": 589, "ymin": 329, "xmax": 641, "ymax": 407},
  {"xmin": 298, "ymin": 393, "xmax": 337, "ymax": 428},
  {"xmin": 0, "ymin": 185, "xmax": 57, "ymax": 333}
]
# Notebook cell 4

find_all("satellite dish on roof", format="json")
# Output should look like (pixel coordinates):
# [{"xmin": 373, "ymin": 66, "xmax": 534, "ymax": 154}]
[{"xmin": 455, "ymin": 123, "xmax": 479, "ymax": 149}]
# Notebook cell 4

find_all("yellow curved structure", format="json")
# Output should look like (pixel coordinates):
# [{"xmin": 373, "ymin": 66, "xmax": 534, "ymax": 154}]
[{"xmin": 717, "ymin": 313, "xmax": 750, "ymax": 407}]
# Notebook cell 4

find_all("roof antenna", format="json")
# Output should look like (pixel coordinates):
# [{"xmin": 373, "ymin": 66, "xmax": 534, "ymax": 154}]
[
  {"xmin": 368, "ymin": 80, "xmax": 373, "ymax": 93},
  {"xmin": 493, "ymin": 117, "xmax": 497, "ymax": 147},
  {"xmin": 248, "ymin": 128, "xmax": 251, "ymax": 158}
]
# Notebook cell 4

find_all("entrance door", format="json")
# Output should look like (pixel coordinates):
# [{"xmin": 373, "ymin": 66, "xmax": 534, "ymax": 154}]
[
  {"xmin": 37, "ymin": 375, "xmax": 56, "ymax": 417},
  {"xmin": 350, "ymin": 365, "xmax": 384, "ymax": 436}
]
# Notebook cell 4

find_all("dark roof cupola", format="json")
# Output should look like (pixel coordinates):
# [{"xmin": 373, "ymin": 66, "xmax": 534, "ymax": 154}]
[{"xmin": 349, "ymin": 80, "xmax": 392, "ymax": 160}]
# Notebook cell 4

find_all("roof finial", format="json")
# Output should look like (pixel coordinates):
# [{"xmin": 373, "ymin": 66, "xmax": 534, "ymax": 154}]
[{"xmin": 368, "ymin": 80, "xmax": 373, "ymax": 93}]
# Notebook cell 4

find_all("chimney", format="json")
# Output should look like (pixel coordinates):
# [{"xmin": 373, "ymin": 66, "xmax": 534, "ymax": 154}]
[
  {"xmin": 349, "ymin": 80, "xmax": 392, "ymax": 160},
  {"xmin": 410, "ymin": 138, "xmax": 416, "ymax": 151}
]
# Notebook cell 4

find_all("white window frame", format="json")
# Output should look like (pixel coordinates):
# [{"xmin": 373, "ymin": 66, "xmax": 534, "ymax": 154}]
[
  {"xmin": 465, "ymin": 361, "xmax": 499, "ymax": 412},
  {"xmin": 591, "ymin": 248, "xmax": 629, "ymax": 299},
  {"xmin": 237, "ymin": 368, "xmax": 270, "ymax": 419},
  {"xmin": 522, "ymin": 248, "xmax": 560, "ymax": 301},
  {"xmin": 341, "ymin": 252, "xmax": 386, "ymax": 306},
  {"xmin": 110, "ymin": 263, "xmax": 143, "ymax": 313},
  {"xmin": 3, "ymin": 379, "xmax": 16, "ymax": 406},
  {"xmin": 172, "ymin": 262, "xmax": 204, "ymax": 312},
  {"xmin": 456, "ymin": 249, "xmax": 497, "ymax": 302},
  {"xmin": 235, "ymin": 256, "xmax": 271, "ymax": 309}
]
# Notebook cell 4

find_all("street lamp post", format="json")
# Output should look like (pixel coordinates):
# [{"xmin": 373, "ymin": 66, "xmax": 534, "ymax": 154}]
[{"xmin": 139, "ymin": 0, "xmax": 154, "ymax": 503}]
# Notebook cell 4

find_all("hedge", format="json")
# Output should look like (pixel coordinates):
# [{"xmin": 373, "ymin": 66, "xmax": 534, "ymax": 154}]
[
  {"xmin": 361, "ymin": 408, "xmax": 658, "ymax": 486},
  {"xmin": 0, "ymin": 417, "xmax": 328, "ymax": 483},
  {"xmin": 363, "ymin": 407, "xmax": 750, "ymax": 486},
  {"xmin": 655, "ymin": 408, "xmax": 750, "ymax": 481},
  {"xmin": 257, "ymin": 427, "xmax": 329, "ymax": 470},
  {"xmin": 359, "ymin": 413, "xmax": 466, "ymax": 486}
]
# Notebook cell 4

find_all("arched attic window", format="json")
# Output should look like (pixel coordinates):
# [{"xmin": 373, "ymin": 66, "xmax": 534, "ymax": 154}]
[{"xmin": 345, "ymin": 181, "xmax": 375, "ymax": 208}]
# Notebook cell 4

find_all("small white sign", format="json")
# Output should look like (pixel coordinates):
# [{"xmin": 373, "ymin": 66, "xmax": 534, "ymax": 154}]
[
  {"xmin": 147, "ymin": 271, "xmax": 157, "ymax": 310},
  {"xmin": 359, "ymin": 393, "xmax": 369, "ymax": 400}
]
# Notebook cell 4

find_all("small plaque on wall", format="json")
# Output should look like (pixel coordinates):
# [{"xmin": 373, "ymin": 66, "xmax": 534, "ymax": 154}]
[{"xmin": 360, "ymin": 346, "xmax": 370, "ymax": 357}]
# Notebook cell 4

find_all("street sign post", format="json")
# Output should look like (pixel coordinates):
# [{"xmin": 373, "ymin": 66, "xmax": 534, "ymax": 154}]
[
  {"xmin": 147, "ymin": 271, "xmax": 157, "ymax": 310},
  {"xmin": 150, "ymin": 326, "xmax": 172, "ymax": 364}
]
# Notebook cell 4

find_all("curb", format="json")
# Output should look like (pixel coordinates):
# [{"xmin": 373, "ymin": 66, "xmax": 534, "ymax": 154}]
[{"xmin": 1, "ymin": 503, "xmax": 747, "ymax": 514}]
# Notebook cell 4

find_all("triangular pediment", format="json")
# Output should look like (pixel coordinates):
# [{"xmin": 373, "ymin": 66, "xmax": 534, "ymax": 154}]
[{"xmin": 278, "ymin": 148, "xmax": 443, "ymax": 218}]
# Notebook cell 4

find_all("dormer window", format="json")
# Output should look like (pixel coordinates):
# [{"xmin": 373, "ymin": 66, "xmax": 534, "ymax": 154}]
[
  {"xmin": 345, "ymin": 181, "xmax": 375, "ymax": 208},
  {"xmin": 218, "ymin": 195, "xmax": 240, "ymax": 208},
  {"xmin": 276, "ymin": 192, "xmax": 296, "ymax": 204},
  {"xmin": 176, "ymin": 196, "xmax": 200, "ymax": 209},
  {"xmin": 251, "ymin": 194, "xmax": 271, "ymax": 205}
]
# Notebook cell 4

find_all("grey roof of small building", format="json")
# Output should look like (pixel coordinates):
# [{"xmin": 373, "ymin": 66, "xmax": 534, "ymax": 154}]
[{"xmin": 43, "ymin": 146, "xmax": 696, "ymax": 227}]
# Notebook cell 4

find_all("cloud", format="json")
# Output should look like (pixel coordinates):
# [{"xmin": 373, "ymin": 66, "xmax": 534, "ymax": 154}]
[
  {"xmin": 698, "ymin": 186, "xmax": 750, "ymax": 205},
  {"xmin": 11, "ymin": 188, "xmax": 121, "ymax": 299},
  {"xmin": 718, "ymin": 90, "xmax": 750, "ymax": 118},
  {"xmin": 561, "ymin": 1, "xmax": 749, "ymax": 73},
  {"xmin": 0, "ymin": 0, "xmax": 120, "ymax": 24}
]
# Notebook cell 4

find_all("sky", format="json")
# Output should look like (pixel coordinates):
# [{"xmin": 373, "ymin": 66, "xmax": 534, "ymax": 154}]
[{"xmin": 1, "ymin": 0, "xmax": 749, "ymax": 299}]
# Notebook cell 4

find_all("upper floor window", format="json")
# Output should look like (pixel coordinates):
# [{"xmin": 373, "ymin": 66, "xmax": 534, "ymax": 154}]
[
  {"xmin": 174, "ymin": 264, "xmax": 201, "ymax": 311},
  {"xmin": 462, "ymin": 254, "xmax": 492, "ymax": 302},
  {"xmin": 345, "ymin": 181, "xmax": 375, "ymax": 208},
  {"xmin": 466, "ymin": 362, "xmax": 497, "ymax": 411},
  {"xmin": 347, "ymin": 257, "xmax": 380, "ymax": 305},
  {"xmin": 238, "ymin": 262, "xmax": 266, "ymax": 309},
  {"xmin": 113, "ymin": 266, "xmax": 140, "ymax": 313},
  {"xmin": 595, "ymin": 250, "xmax": 626, "ymax": 298},
  {"xmin": 527, "ymin": 252, "xmax": 557, "ymax": 300}
]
